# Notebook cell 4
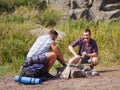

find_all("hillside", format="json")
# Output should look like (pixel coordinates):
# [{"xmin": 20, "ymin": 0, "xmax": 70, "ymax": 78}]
[{"xmin": 0, "ymin": 0, "xmax": 120, "ymax": 76}]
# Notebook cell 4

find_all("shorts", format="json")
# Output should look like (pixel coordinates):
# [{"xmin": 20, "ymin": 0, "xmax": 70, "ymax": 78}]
[
  {"xmin": 25, "ymin": 54, "xmax": 48, "ymax": 65},
  {"xmin": 81, "ymin": 57, "xmax": 92, "ymax": 64}
]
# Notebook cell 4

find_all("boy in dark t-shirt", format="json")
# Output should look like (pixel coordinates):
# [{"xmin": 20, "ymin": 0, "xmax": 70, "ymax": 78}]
[{"xmin": 68, "ymin": 29, "xmax": 98, "ymax": 69}]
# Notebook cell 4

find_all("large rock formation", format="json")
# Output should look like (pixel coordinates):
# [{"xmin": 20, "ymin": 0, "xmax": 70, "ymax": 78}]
[
  {"xmin": 90, "ymin": 0, "xmax": 120, "ymax": 22},
  {"xmin": 47, "ymin": 0, "xmax": 120, "ymax": 21}
]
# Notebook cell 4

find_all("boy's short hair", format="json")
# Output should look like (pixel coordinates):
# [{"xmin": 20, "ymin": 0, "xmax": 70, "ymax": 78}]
[
  {"xmin": 84, "ymin": 29, "xmax": 91, "ymax": 35},
  {"xmin": 49, "ymin": 30, "xmax": 58, "ymax": 36}
]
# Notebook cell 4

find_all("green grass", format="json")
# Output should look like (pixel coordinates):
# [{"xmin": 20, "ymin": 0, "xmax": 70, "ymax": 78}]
[
  {"xmin": 0, "ymin": 23, "xmax": 36, "ymax": 74},
  {"xmin": 0, "ymin": 5, "xmax": 63, "ymax": 75},
  {"xmin": 0, "ymin": 22, "xmax": 37, "ymax": 75},
  {"xmin": 0, "ymin": 0, "xmax": 41, "ymax": 13},
  {"xmin": 55, "ymin": 19, "xmax": 120, "ymax": 66},
  {"xmin": 38, "ymin": 7, "xmax": 62, "ymax": 27},
  {"xmin": 0, "ymin": 3, "xmax": 120, "ymax": 76}
]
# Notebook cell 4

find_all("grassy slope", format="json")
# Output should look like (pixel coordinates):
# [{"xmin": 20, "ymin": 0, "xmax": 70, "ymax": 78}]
[{"xmin": 0, "ymin": 3, "xmax": 120, "ymax": 75}]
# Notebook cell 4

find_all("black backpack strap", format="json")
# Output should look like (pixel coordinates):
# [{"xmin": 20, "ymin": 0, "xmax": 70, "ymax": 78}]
[{"xmin": 25, "ymin": 57, "xmax": 33, "ymax": 66}]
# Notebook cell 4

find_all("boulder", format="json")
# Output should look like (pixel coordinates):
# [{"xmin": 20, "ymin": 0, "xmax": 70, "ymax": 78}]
[
  {"xmin": 102, "ymin": 3, "xmax": 120, "ymax": 11},
  {"xmin": 69, "ymin": 8, "xmax": 88, "ymax": 19},
  {"xmin": 49, "ymin": 0, "xmax": 88, "ymax": 9},
  {"xmin": 49, "ymin": 0, "xmax": 69, "ymax": 10},
  {"xmin": 90, "ymin": 0, "xmax": 120, "ymax": 22},
  {"xmin": 30, "ymin": 25, "xmax": 66, "ymax": 40}
]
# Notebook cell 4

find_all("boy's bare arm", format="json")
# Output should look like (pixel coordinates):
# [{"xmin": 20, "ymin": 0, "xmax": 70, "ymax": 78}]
[
  {"xmin": 51, "ymin": 42, "xmax": 66, "ymax": 66},
  {"xmin": 68, "ymin": 45, "xmax": 78, "ymax": 56}
]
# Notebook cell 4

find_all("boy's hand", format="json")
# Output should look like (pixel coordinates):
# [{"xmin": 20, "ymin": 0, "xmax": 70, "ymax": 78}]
[{"xmin": 82, "ymin": 52, "xmax": 87, "ymax": 57}]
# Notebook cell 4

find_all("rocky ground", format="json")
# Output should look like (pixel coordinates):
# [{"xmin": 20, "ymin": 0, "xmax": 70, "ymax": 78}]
[{"xmin": 0, "ymin": 66, "xmax": 120, "ymax": 90}]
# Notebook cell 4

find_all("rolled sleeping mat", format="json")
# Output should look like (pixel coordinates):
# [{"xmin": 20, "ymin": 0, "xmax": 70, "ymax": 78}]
[{"xmin": 14, "ymin": 75, "xmax": 42, "ymax": 84}]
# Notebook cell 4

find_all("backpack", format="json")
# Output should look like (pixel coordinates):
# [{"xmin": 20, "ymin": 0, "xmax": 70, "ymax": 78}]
[{"xmin": 21, "ymin": 64, "xmax": 45, "ymax": 78}]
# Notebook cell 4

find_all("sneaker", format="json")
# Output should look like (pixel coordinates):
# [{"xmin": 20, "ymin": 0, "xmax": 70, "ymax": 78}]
[
  {"xmin": 90, "ymin": 65, "xmax": 94, "ymax": 70},
  {"xmin": 92, "ymin": 71, "xmax": 100, "ymax": 76},
  {"xmin": 44, "ymin": 72, "xmax": 55, "ymax": 78}
]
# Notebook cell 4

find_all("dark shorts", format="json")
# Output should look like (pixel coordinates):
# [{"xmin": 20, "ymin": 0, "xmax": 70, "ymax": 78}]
[
  {"xmin": 25, "ymin": 55, "xmax": 48, "ymax": 65},
  {"xmin": 81, "ymin": 57, "xmax": 92, "ymax": 64}
]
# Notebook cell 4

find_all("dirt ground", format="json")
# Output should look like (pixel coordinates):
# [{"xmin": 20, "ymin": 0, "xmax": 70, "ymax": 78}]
[{"xmin": 0, "ymin": 66, "xmax": 120, "ymax": 90}]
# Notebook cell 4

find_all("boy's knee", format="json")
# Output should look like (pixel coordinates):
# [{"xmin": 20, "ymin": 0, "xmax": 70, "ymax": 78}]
[
  {"xmin": 46, "ymin": 52, "xmax": 57, "ymax": 62},
  {"xmin": 92, "ymin": 57, "xmax": 98, "ymax": 65},
  {"xmin": 51, "ymin": 52, "xmax": 57, "ymax": 59}
]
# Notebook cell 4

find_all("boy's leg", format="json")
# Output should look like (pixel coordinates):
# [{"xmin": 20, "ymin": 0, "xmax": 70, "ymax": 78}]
[
  {"xmin": 90, "ymin": 57, "xmax": 99, "ymax": 69},
  {"xmin": 81, "ymin": 57, "xmax": 98, "ymax": 69},
  {"xmin": 45, "ymin": 52, "xmax": 57, "ymax": 72}
]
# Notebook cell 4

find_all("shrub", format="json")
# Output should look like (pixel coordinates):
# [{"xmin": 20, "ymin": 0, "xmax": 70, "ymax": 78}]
[
  {"xmin": 0, "ymin": 0, "xmax": 41, "ymax": 13},
  {"xmin": 38, "ymin": 7, "xmax": 62, "ymax": 27}
]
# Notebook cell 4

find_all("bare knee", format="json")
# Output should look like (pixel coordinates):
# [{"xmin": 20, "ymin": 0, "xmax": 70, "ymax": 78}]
[
  {"xmin": 51, "ymin": 52, "xmax": 57, "ymax": 60},
  {"xmin": 46, "ymin": 52, "xmax": 57, "ymax": 61},
  {"xmin": 91, "ymin": 57, "xmax": 98, "ymax": 66}
]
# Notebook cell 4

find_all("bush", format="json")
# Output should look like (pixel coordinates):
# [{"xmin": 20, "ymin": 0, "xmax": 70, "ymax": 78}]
[
  {"xmin": 38, "ymin": 7, "xmax": 62, "ymax": 27},
  {"xmin": 0, "ymin": 0, "xmax": 41, "ymax": 13},
  {"xmin": 0, "ymin": 6, "xmax": 39, "ymax": 23}
]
